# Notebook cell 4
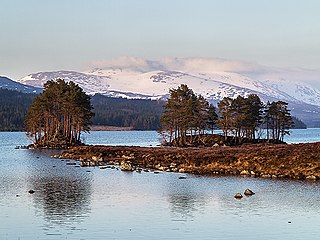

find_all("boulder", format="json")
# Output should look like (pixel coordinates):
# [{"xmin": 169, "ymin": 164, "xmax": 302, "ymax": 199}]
[
  {"xmin": 92, "ymin": 156, "xmax": 103, "ymax": 161},
  {"xmin": 240, "ymin": 170, "xmax": 249, "ymax": 175},
  {"xmin": 306, "ymin": 175, "xmax": 317, "ymax": 180},
  {"xmin": 28, "ymin": 190, "xmax": 35, "ymax": 194},
  {"xmin": 244, "ymin": 189, "xmax": 255, "ymax": 196},
  {"xmin": 234, "ymin": 193, "xmax": 243, "ymax": 199},
  {"xmin": 120, "ymin": 161, "xmax": 133, "ymax": 171}
]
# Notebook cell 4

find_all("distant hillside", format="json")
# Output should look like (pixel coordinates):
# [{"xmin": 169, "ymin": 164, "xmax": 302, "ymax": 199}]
[
  {"xmin": 0, "ymin": 88, "xmax": 309, "ymax": 132},
  {"xmin": 17, "ymin": 57, "xmax": 320, "ymax": 127},
  {"xmin": 91, "ymin": 94, "xmax": 164, "ymax": 130},
  {"xmin": 0, "ymin": 89, "xmax": 36, "ymax": 131},
  {"xmin": 0, "ymin": 76, "xmax": 42, "ymax": 94},
  {"xmin": 0, "ymin": 89, "xmax": 164, "ymax": 131}
]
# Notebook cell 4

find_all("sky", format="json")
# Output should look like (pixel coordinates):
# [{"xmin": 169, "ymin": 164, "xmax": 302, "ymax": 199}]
[{"xmin": 1, "ymin": 0, "xmax": 320, "ymax": 80}]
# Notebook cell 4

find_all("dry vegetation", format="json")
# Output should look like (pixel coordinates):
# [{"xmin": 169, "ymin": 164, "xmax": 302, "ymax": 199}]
[{"xmin": 58, "ymin": 142, "xmax": 320, "ymax": 180}]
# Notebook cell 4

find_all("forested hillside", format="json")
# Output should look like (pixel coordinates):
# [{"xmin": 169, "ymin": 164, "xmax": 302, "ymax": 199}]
[
  {"xmin": 91, "ymin": 94, "xmax": 164, "ymax": 130},
  {"xmin": 0, "ymin": 89, "xmax": 35, "ymax": 131},
  {"xmin": 0, "ymin": 89, "xmax": 307, "ymax": 131}
]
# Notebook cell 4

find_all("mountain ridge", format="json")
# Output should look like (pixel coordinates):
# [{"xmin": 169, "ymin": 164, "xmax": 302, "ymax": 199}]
[{"xmin": 10, "ymin": 57, "xmax": 320, "ymax": 127}]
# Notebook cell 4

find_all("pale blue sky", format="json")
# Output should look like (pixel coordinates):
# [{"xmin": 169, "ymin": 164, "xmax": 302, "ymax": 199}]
[{"xmin": 1, "ymin": 0, "xmax": 320, "ymax": 79}]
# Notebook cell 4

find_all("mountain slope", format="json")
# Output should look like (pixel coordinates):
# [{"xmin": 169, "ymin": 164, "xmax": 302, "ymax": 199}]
[
  {"xmin": 0, "ymin": 76, "xmax": 42, "ymax": 94},
  {"xmin": 17, "ymin": 57, "xmax": 320, "ymax": 126}
]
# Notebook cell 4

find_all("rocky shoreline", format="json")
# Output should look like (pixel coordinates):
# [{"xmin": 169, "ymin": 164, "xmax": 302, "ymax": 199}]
[{"xmin": 54, "ymin": 142, "xmax": 320, "ymax": 181}]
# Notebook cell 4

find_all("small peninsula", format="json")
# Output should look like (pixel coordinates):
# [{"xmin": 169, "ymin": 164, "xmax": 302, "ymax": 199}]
[{"xmin": 56, "ymin": 142, "xmax": 320, "ymax": 181}]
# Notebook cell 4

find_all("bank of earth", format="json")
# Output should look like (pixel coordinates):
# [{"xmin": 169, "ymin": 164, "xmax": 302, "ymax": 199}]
[{"xmin": 56, "ymin": 142, "xmax": 320, "ymax": 181}]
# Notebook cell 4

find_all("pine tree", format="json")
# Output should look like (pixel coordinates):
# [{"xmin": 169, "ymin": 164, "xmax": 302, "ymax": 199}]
[{"xmin": 25, "ymin": 79, "xmax": 94, "ymax": 148}]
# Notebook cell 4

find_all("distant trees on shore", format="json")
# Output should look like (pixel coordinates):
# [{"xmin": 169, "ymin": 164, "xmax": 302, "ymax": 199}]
[
  {"xmin": 25, "ymin": 79, "xmax": 94, "ymax": 147},
  {"xmin": 0, "ymin": 84, "xmax": 305, "ymax": 133},
  {"xmin": 160, "ymin": 84, "xmax": 294, "ymax": 146}
]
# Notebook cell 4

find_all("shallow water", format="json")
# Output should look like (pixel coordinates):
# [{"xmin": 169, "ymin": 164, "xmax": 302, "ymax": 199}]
[
  {"xmin": 82, "ymin": 128, "xmax": 320, "ymax": 146},
  {"xmin": 0, "ymin": 131, "xmax": 319, "ymax": 239}
]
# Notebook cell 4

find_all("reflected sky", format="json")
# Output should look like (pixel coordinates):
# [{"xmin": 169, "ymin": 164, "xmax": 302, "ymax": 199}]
[{"xmin": 0, "ymin": 132, "xmax": 320, "ymax": 240}]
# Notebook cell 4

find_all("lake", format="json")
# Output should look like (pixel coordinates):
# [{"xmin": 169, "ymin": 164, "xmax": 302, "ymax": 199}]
[{"xmin": 0, "ymin": 130, "xmax": 319, "ymax": 240}]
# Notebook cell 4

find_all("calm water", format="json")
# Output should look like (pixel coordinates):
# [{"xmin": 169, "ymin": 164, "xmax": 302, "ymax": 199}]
[
  {"xmin": 82, "ymin": 128, "xmax": 320, "ymax": 146},
  {"xmin": 0, "ymin": 130, "xmax": 319, "ymax": 240}
]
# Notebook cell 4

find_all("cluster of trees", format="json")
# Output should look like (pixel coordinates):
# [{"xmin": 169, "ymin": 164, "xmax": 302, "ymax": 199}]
[
  {"xmin": 160, "ymin": 84, "xmax": 295, "ymax": 145},
  {"xmin": 25, "ymin": 79, "xmax": 94, "ymax": 147},
  {"xmin": 218, "ymin": 96, "xmax": 294, "ymax": 143},
  {"xmin": 159, "ymin": 84, "xmax": 218, "ymax": 145},
  {"xmin": 91, "ymin": 95, "xmax": 163, "ymax": 130}
]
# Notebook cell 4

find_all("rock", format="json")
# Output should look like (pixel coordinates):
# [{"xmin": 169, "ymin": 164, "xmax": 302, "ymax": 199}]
[
  {"xmin": 212, "ymin": 143, "xmax": 219, "ymax": 147},
  {"xmin": 234, "ymin": 193, "xmax": 243, "ymax": 199},
  {"xmin": 92, "ymin": 156, "xmax": 103, "ymax": 161},
  {"xmin": 261, "ymin": 174, "xmax": 271, "ymax": 178},
  {"xmin": 66, "ymin": 162, "xmax": 76, "ymax": 165},
  {"xmin": 28, "ymin": 190, "xmax": 35, "ymax": 194},
  {"xmin": 178, "ymin": 168, "xmax": 186, "ymax": 173},
  {"xmin": 240, "ymin": 170, "xmax": 249, "ymax": 175},
  {"xmin": 250, "ymin": 171, "xmax": 256, "ymax": 176},
  {"xmin": 244, "ymin": 189, "xmax": 255, "ymax": 196},
  {"xmin": 120, "ymin": 161, "xmax": 133, "ymax": 171},
  {"xmin": 306, "ymin": 175, "xmax": 317, "ymax": 180},
  {"xmin": 170, "ymin": 163, "xmax": 177, "ymax": 168}
]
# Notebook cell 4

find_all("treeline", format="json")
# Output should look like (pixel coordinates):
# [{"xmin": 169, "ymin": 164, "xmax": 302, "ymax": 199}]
[
  {"xmin": 0, "ymin": 87, "xmax": 307, "ymax": 132},
  {"xmin": 91, "ymin": 94, "xmax": 164, "ymax": 130},
  {"xmin": 0, "ymin": 88, "xmax": 35, "ymax": 131},
  {"xmin": 160, "ymin": 84, "xmax": 295, "ymax": 146}
]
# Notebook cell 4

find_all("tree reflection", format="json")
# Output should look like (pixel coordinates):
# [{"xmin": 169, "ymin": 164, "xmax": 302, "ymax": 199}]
[{"xmin": 30, "ymin": 176, "xmax": 92, "ymax": 227}]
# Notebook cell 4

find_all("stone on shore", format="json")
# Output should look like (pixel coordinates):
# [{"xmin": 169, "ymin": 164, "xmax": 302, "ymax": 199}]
[
  {"xmin": 306, "ymin": 175, "xmax": 317, "ymax": 180},
  {"xmin": 120, "ymin": 161, "xmax": 133, "ymax": 171}
]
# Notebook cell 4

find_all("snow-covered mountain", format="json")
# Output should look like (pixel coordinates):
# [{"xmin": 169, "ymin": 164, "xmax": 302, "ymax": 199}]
[
  {"xmin": 19, "ymin": 57, "xmax": 320, "ymax": 107},
  {"xmin": 0, "ymin": 76, "xmax": 42, "ymax": 94},
  {"xmin": 14, "ymin": 57, "xmax": 320, "ymax": 126}
]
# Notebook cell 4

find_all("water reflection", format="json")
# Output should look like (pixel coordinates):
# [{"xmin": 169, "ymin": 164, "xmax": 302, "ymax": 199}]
[
  {"xmin": 168, "ymin": 193, "xmax": 203, "ymax": 219},
  {"xmin": 166, "ymin": 176, "xmax": 208, "ymax": 219},
  {"xmin": 30, "ymin": 175, "xmax": 92, "ymax": 232}
]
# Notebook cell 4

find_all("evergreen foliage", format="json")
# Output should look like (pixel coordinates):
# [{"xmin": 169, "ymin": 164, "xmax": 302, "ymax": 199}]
[
  {"xmin": 160, "ymin": 85, "xmax": 294, "ymax": 146},
  {"xmin": 25, "ymin": 79, "xmax": 94, "ymax": 147},
  {"xmin": 0, "ymin": 86, "xmax": 306, "ymax": 134},
  {"xmin": 91, "ymin": 95, "xmax": 163, "ymax": 130},
  {"xmin": 264, "ymin": 101, "xmax": 295, "ymax": 142},
  {"xmin": 0, "ymin": 88, "xmax": 35, "ymax": 131},
  {"xmin": 159, "ymin": 84, "xmax": 218, "ymax": 145},
  {"xmin": 218, "ymin": 95, "xmax": 264, "ymax": 142}
]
